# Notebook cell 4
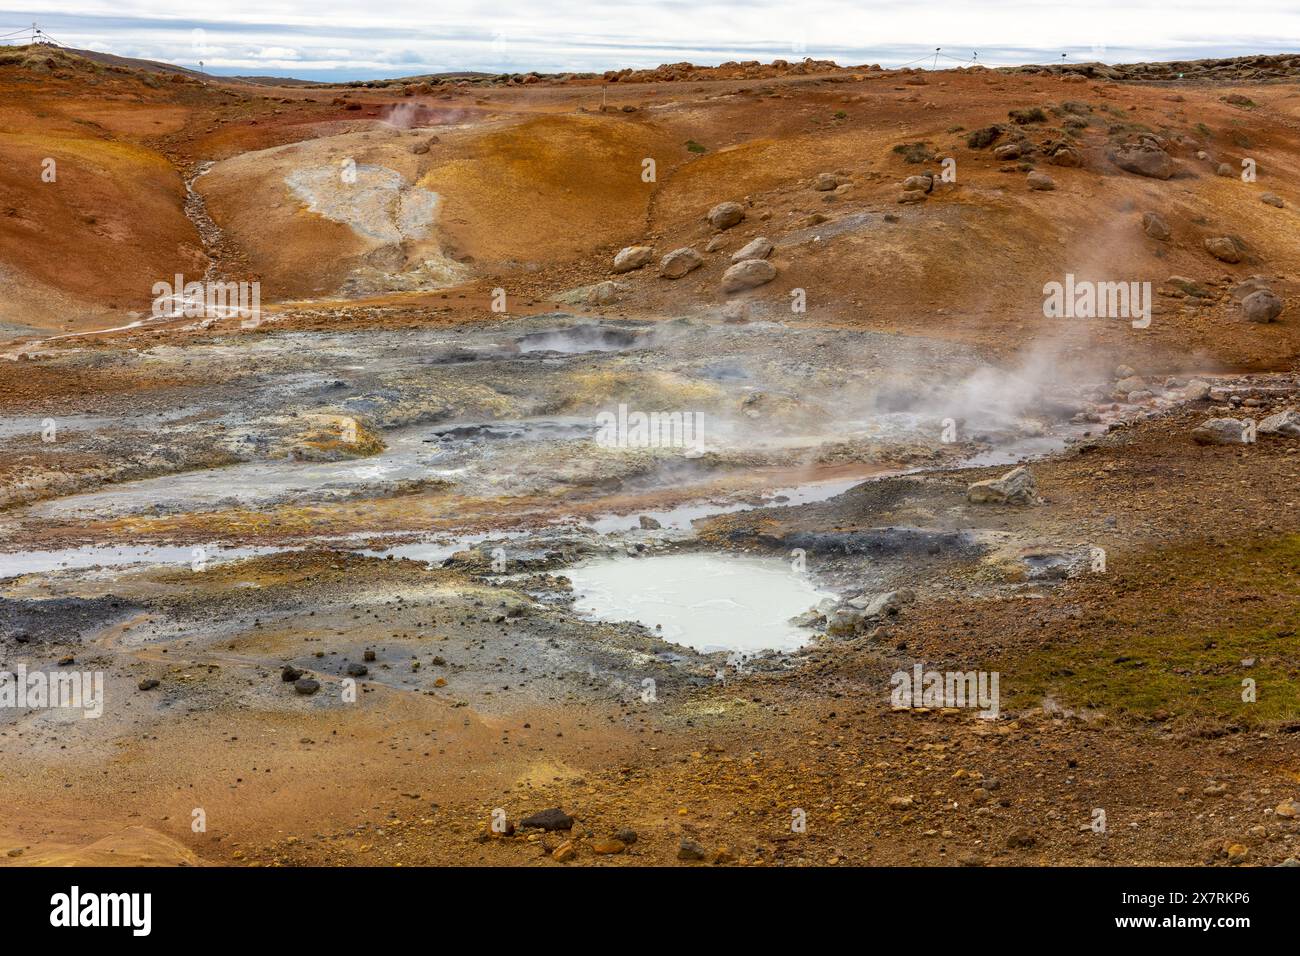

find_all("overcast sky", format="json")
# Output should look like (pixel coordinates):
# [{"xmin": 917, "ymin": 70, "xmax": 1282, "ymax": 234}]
[{"xmin": 3, "ymin": 1, "xmax": 1297, "ymax": 80}]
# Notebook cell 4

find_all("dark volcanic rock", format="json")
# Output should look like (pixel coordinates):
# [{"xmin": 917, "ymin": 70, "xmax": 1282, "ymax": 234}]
[
  {"xmin": 677, "ymin": 839, "xmax": 707, "ymax": 861},
  {"xmin": 520, "ymin": 807, "xmax": 574, "ymax": 831}
]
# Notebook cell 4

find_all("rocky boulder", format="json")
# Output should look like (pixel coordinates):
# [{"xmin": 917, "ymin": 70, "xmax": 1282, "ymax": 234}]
[
  {"xmin": 721, "ymin": 259, "xmax": 777, "ymax": 292},
  {"xmin": 708, "ymin": 201, "xmax": 745, "ymax": 230},
  {"xmin": 520, "ymin": 807, "xmax": 574, "ymax": 831},
  {"xmin": 612, "ymin": 245, "xmax": 653, "ymax": 273},
  {"xmin": 1241, "ymin": 289, "xmax": 1283, "ymax": 323},
  {"xmin": 1141, "ymin": 211, "xmax": 1171, "ymax": 240},
  {"xmin": 1049, "ymin": 144, "xmax": 1083, "ymax": 167},
  {"xmin": 1259, "ymin": 409, "xmax": 1300, "ymax": 437},
  {"xmin": 1192, "ymin": 418, "xmax": 1252, "ymax": 444},
  {"xmin": 659, "ymin": 247, "xmax": 703, "ymax": 278},
  {"xmin": 730, "ymin": 237, "xmax": 773, "ymax": 262},
  {"xmin": 1108, "ymin": 142, "xmax": 1177, "ymax": 179},
  {"xmin": 967, "ymin": 466, "xmax": 1039, "ymax": 505},
  {"xmin": 1027, "ymin": 171, "xmax": 1055, "ymax": 191},
  {"xmin": 847, "ymin": 588, "xmax": 916, "ymax": 619},
  {"xmin": 1204, "ymin": 236, "xmax": 1243, "ymax": 263},
  {"xmin": 556, "ymin": 280, "xmax": 628, "ymax": 306}
]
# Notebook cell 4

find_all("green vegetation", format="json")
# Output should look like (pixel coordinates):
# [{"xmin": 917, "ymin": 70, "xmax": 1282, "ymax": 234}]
[
  {"xmin": 1008, "ymin": 106, "xmax": 1047, "ymax": 124},
  {"xmin": 892, "ymin": 141, "xmax": 935, "ymax": 163},
  {"xmin": 997, "ymin": 536, "xmax": 1300, "ymax": 727},
  {"xmin": 965, "ymin": 125, "xmax": 1002, "ymax": 149}
]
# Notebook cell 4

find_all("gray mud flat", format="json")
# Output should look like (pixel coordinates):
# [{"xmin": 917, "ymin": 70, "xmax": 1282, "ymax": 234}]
[{"xmin": 0, "ymin": 312, "xmax": 1262, "ymax": 758}]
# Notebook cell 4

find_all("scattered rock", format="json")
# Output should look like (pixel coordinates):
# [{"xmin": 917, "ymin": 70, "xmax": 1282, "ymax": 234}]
[
  {"xmin": 659, "ymin": 247, "xmax": 703, "ymax": 278},
  {"xmin": 707, "ymin": 201, "xmax": 745, "ymax": 230},
  {"xmin": 612, "ymin": 245, "xmax": 654, "ymax": 273},
  {"xmin": 887, "ymin": 795, "xmax": 914, "ymax": 809},
  {"xmin": 677, "ymin": 839, "xmax": 707, "ymax": 861},
  {"xmin": 721, "ymin": 258, "xmax": 777, "ymax": 292},
  {"xmin": 1049, "ymin": 144, "xmax": 1083, "ymax": 167},
  {"xmin": 813, "ymin": 172, "xmax": 839, "ymax": 191},
  {"xmin": 709, "ymin": 846, "xmax": 737, "ymax": 865},
  {"xmin": 1108, "ymin": 142, "xmax": 1177, "ymax": 179},
  {"xmin": 590, "ymin": 838, "xmax": 626, "ymax": 855},
  {"xmin": 1260, "ymin": 192, "xmax": 1285, "ymax": 208},
  {"xmin": 638, "ymin": 515, "xmax": 662, "ymax": 530},
  {"xmin": 849, "ymin": 589, "xmax": 915, "ymax": 619},
  {"xmin": 138, "ymin": 678, "xmax": 160, "ymax": 691},
  {"xmin": 1026, "ymin": 171, "xmax": 1055, "ymax": 190},
  {"xmin": 1259, "ymin": 409, "xmax": 1300, "ymax": 437},
  {"xmin": 967, "ymin": 465, "xmax": 1039, "ymax": 505},
  {"xmin": 730, "ymin": 236, "xmax": 773, "ymax": 262},
  {"xmin": 551, "ymin": 839, "xmax": 577, "ymax": 862},
  {"xmin": 294, "ymin": 677, "xmax": 320, "ymax": 695},
  {"xmin": 1006, "ymin": 828, "xmax": 1038, "ymax": 849},
  {"xmin": 1241, "ymin": 289, "xmax": 1283, "ymax": 323},
  {"xmin": 1166, "ymin": 275, "xmax": 1210, "ymax": 298},
  {"xmin": 1203, "ymin": 236, "xmax": 1243, "ymax": 263},
  {"xmin": 902, "ymin": 174, "xmax": 933, "ymax": 193},
  {"xmin": 556, "ymin": 280, "xmax": 628, "ymax": 306},
  {"xmin": 345, "ymin": 662, "xmax": 368, "ymax": 677},
  {"xmin": 1231, "ymin": 276, "xmax": 1274, "ymax": 302},
  {"xmin": 614, "ymin": 828, "xmax": 638, "ymax": 844},
  {"xmin": 1192, "ymin": 418, "xmax": 1252, "ymax": 445},
  {"xmin": 1141, "ymin": 211, "xmax": 1171, "ymax": 241},
  {"xmin": 281, "ymin": 665, "xmax": 303, "ymax": 682},
  {"xmin": 521, "ymin": 807, "xmax": 574, "ymax": 831}
]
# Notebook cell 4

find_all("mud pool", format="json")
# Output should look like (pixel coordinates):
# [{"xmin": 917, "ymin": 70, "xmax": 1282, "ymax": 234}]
[{"xmin": 568, "ymin": 552, "xmax": 836, "ymax": 654}]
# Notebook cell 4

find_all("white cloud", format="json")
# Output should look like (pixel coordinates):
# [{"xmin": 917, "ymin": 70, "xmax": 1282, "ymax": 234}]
[
  {"xmin": 254, "ymin": 46, "xmax": 300, "ymax": 59},
  {"xmin": 7, "ymin": 1, "xmax": 1297, "ymax": 78}
]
